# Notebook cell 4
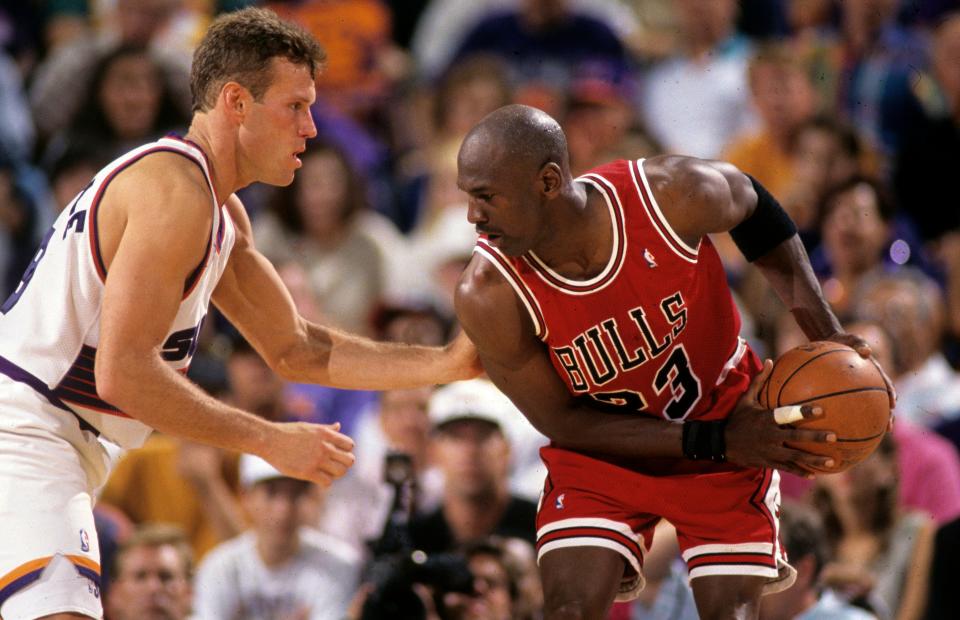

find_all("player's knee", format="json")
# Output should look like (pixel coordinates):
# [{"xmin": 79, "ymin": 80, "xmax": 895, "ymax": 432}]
[
  {"xmin": 693, "ymin": 582, "xmax": 763, "ymax": 620},
  {"xmin": 543, "ymin": 596, "xmax": 609, "ymax": 620}
]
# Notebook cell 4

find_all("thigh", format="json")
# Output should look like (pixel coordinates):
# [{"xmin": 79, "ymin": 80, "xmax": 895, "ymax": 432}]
[
  {"xmin": 690, "ymin": 574, "xmax": 767, "ymax": 620},
  {"xmin": 538, "ymin": 449, "xmax": 662, "ymax": 602},
  {"xmin": 539, "ymin": 546, "xmax": 625, "ymax": 620},
  {"xmin": 663, "ymin": 468, "xmax": 795, "ymax": 595},
  {"xmin": 0, "ymin": 388, "xmax": 103, "ymax": 619}
]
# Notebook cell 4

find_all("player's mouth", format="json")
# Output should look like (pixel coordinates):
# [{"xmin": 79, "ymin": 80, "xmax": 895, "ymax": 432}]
[{"xmin": 292, "ymin": 147, "xmax": 305, "ymax": 167}]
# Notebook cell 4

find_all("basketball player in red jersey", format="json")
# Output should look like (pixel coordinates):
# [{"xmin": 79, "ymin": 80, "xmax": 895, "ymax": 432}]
[{"xmin": 454, "ymin": 105, "xmax": 894, "ymax": 619}]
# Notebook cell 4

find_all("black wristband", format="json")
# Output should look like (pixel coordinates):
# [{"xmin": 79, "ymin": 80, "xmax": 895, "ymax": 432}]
[
  {"xmin": 729, "ymin": 174, "xmax": 798, "ymax": 262},
  {"xmin": 681, "ymin": 420, "xmax": 727, "ymax": 462}
]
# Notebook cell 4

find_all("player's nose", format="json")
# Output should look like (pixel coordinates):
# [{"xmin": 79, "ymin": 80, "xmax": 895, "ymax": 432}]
[{"xmin": 466, "ymin": 202, "xmax": 486, "ymax": 225}]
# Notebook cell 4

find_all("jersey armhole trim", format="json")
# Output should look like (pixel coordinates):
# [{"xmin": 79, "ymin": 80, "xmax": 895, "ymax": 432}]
[
  {"xmin": 630, "ymin": 159, "xmax": 699, "ymax": 263},
  {"xmin": 474, "ymin": 243, "xmax": 547, "ymax": 341},
  {"xmin": 87, "ymin": 147, "xmax": 217, "ymax": 295}
]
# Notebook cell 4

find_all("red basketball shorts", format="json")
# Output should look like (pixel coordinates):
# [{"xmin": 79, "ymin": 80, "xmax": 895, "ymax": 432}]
[{"xmin": 536, "ymin": 447, "xmax": 796, "ymax": 602}]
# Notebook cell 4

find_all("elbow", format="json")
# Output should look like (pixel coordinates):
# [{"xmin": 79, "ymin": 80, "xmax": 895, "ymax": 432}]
[
  {"xmin": 272, "ymin": 340, "xmax": 324, "ymax": 383},
  {"xmin": 95, "ymin": 353, "xmax": 136, "ymax": 410}
]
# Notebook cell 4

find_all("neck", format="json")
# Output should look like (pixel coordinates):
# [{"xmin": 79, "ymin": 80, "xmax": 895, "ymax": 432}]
[
  {"xmin": 184, "ymin": 114, "xmax": 242, "ymax": 203},
  {"xmin": 535, "ymin": 183, "xmax": 612, "ymax": 278},
  {"xmin": 443, "ymin": 489, "xmax": 509, "ymax": 544},
  {"xmin": 257, "ymin": 531, "xmax": 300, "ymax": 567}
]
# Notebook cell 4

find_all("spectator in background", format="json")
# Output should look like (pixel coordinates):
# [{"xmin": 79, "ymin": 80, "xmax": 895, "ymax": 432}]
[
  {"xmin": 834, "ymin": 0, "xmax": 929, "ymax": 158},
  {"xmin": 448, "ymin": 0, "xmax": 630, "ymax": 114},
  {"xmin": 894, "ymin": 12, "xmax": 960, "ymax": 244},
  {"xmin": 193, "ymin": 454, "xmax": 361, "ymax": 620},
  {"xmin": 44, "ymin": 44, "xmax": 190, "ymax": 167},
  {"xmin": 0, "ymin": 49, "xmax": 34, "ymax": 163},
  {"xmin": 29, "ymin": 0, "xmax": 193, "ymax": 144},
  {"xmin": 105, "ymin": 523, "xmax": 194, "ymax": 620},
  {"xmin": 786, "ymin": 116, "xmax": 872, "ymax": 242},
  {"xmin": 564, "ymin": 77, "xmax": 654, "ymax": 175},
  {"xmin": 723, "ymin": 43, "xmax": 818, "ymax": 200},
  {"xmin": 812, "ymin": 436, "xmax": 936, "ymax": 620},
  {"xmin": 394, "ymin": 55, "xmax": 512, "ymax": 236},
  {"xmin": 852, "ymin": 269, "xmax": 960, "ymax": 429},
  {"xmin": 267, "ymin": 0, "xmax": 406, "ymax": 128},
  {"xmin": 45, "ymin": 143, "xmax": 110, "ymax": 215},
  {"xmin": 409, "ymin": 379, "xmax": 540, "ymax": 553},
  {"xmin": 760, "ymin": 501, "xmax": 877, "ymax": 620},
  {"xmin": 442, "ymin": 537, "xmax": 544, "ymax": 620},
  {"xmin": 253, "ymin": 140, "xmax": 387, "ymax": 337},
  {"xmin": 809, "ymin": 175, "xmax": 918, "ymax": 317},
  {"xmin": 0, "ymin": 151, "xmax": 44, "ymax": 297},
  {"xmin": 320, "ymin": 385, "xmax": 445, "ymax": 559},
  {"xmin": 410, "ymin": 0, "xmax": 638, "ymax": 79},
  {"xmin": 642, "ymin": 0, "xmax": 754, "ymax": 158},
  {"xmin": 717, "ymin": 42, "xmax": 818, "ymax": 339}
]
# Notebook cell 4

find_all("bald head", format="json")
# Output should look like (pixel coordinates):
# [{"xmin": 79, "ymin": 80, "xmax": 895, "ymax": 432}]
[{"xmin": 460, "ymin": 104, "xmax": 570, "ymax": 176}]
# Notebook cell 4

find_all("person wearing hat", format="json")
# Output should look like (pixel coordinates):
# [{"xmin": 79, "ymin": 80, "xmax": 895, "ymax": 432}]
[
  {"xmin": 407, "ymin": 379, "xmax": 539, "ymax": 554},
  {"xmin": 192, "ymin": 454, "xmax": 361, "ymax": 620}
]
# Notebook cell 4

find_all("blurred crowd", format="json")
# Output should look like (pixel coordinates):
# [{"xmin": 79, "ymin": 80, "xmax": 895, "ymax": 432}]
[{"xmin": 3, "ymin": 0, "xmax": 960, "ymax": 618}]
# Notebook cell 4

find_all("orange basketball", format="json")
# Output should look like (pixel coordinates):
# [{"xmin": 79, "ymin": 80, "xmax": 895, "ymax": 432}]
[{"xmin": 758, "ymin": 341, "xmax": 891, "ymax": 473}]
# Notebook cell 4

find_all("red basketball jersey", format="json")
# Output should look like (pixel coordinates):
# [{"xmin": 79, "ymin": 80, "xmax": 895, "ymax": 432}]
[{"xmin": 476, "ymin": 158, "xmax": 756, "ymax": 423}]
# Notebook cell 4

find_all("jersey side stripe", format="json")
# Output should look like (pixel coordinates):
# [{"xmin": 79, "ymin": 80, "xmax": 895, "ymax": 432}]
[
  {"xmin": 474, "ymin": 242, "xmax": 547, "ymax": 340},
  {"xmin": 629, "ymin": 159, "xmax": 699, "ymax": 263}
]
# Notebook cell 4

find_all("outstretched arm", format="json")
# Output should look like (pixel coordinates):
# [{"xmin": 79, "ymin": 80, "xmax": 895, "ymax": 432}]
[
  {"xmin": 212, "ymin": 194, "xmax": 479, "ymax": 390},
  {"xmin": 95, "ymin": 155, "xmax": 353, "ymax": 486}
]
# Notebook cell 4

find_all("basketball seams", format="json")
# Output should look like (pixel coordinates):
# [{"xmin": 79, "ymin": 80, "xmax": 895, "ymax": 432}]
[
  {"xmin": 779, "ymin": 386, "xmax": 889, "ymax": 406},
  {"xmin": 775, "ymin": 347, "xmax": 850, "ymax": 406},
  {"xmin": 833, "ymin": 429, "xmax": 887, "ymax": 443}
]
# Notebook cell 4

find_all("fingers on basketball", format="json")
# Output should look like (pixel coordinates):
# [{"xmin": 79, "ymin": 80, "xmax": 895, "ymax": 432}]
[{"xmin": 758, "ymin": 341, "xmax": 891, "ymax": 473}]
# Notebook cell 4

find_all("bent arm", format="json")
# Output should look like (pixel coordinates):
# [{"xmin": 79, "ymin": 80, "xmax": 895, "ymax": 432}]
[
  {"xmin": 95, "ymin": 163, "xmax": 352, "ymax": 485},
  {"xmin": 648, "ymin": 155, "xmax": 842, "ymax": 341},
  {"xmin": 95, "ymin": 166, "xmax": 276, "ymax": 456},
  {"xmin": 212, "ymin": 195, "xmax": 478, "ymax": 390},
  {"xmin": 455, "ymin": 256, "xmax": 683, "ymax": 458}
]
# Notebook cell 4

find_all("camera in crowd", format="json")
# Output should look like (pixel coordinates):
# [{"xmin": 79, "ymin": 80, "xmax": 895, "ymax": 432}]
[{"xmin": 359, "ymin": 452, "xmax": 476, "ymax": 620}]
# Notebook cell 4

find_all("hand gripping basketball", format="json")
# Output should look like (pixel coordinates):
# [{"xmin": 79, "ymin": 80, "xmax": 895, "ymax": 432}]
[
  {"xmin": 725, "ymin": 358, "xmax": 837, "ymax": 478},
  {"xmin": 757, "ymin": 341, "xmax": 892, "ymax": 473}
]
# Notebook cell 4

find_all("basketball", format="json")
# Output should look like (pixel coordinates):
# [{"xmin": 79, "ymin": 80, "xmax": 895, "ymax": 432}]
[{"xmin": 758, "ymin": 341, "xmax": 891, "ymax": 473}]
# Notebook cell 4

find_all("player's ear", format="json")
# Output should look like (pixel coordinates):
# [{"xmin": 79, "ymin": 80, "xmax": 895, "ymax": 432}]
[
  {"xmin": 540, "ymin": 162, "xmax": 563, "ymax": 196},
  {"xmin": 222, "ymin": 82, "xmax": 250, "ymax": 122}
]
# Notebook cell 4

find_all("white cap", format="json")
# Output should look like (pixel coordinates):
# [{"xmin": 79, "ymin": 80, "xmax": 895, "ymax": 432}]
[
  {"xmin": 428, "ymin": 379, "xmax": 521, "ymax": 432},
  {"xmin": 239, "ymin": 454, "xmax": 288, "ymax": 488}
]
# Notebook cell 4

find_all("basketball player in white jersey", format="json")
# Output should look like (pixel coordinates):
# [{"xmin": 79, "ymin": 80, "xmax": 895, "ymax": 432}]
[{"xmin": 0, "ymin": 9, "xmax": 477, "ymax": 619}]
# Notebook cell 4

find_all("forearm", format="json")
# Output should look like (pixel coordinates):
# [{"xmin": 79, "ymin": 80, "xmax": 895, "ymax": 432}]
[
  {"xmin": 754, "ymin": 235, "xmax": 842, "ymax": 340},
  {"xmin": 98, "ymin": 355, "xmax": 274, "ymax": 456},
  {"xmin": 277, "ymin": 321, "xmax": 466, "ymax": 389},
  {"xmin": 530, "ymin": 400, "xmax": 685, "ymax": 458}
]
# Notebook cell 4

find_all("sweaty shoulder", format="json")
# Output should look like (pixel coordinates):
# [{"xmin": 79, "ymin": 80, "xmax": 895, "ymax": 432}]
[
  {"xmin": 455, "ymin": 254, "xmax": 539, "ymax": 368},
  {"xmin": 641, "ymin": 154, "xmax": 751, "ymax": 241}
]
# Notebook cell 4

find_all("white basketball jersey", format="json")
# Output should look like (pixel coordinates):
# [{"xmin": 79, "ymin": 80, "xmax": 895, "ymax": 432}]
[{"xmin": 0, "ymin": 136, "xmax": 235, "ymax": 448}]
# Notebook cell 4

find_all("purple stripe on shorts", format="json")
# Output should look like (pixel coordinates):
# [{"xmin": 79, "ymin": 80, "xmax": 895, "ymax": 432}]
[{"xmin": 0, "ymin": 567, "xmax": 43, "ymax": 607}]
